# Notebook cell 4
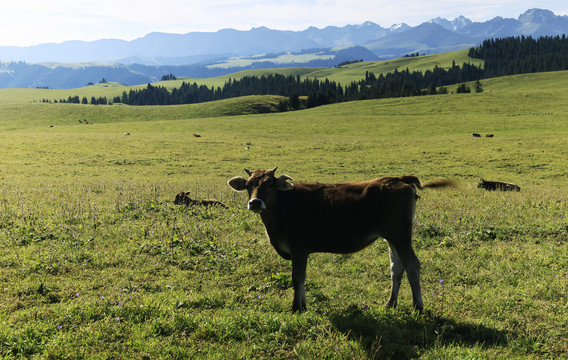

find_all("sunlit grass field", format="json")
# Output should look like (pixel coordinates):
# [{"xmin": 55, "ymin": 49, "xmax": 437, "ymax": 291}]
[{"xmin": 0, "ymin": 68, "xmax": 567, "ymax": 358}]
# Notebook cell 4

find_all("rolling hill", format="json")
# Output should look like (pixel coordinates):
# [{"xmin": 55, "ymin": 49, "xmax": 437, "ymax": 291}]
[{"xmin": 0, "ymin": 49, "xmax": 481, "ymax": 101}]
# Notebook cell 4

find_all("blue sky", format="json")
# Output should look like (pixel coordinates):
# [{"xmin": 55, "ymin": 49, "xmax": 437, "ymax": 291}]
[{"xmin": 1, "ymin": 0, "xmax": 567, "ymax": 47}]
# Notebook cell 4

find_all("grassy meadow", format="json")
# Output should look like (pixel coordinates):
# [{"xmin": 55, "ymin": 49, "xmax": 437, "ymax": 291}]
[{"xmin": 0, "ymin": 65, "xmax": 567, "ymax": 359}]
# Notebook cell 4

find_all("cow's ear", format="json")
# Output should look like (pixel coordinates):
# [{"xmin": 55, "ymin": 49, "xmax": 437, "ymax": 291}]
[
  {"xmin": 276, "ymin": 175, "xmax": 294, "ymax": 191},
  {"xmin": 228, "ymin": 176, "xmax": 247, "ymax": 191}
]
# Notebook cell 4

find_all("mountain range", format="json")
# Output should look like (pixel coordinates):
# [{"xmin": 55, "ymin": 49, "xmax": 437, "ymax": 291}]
[{"xmin": 1, "ymin": 8, "xmax": 567, "ymax": 89}]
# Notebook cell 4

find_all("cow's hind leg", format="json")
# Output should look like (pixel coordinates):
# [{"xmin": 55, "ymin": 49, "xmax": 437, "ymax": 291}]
[
  {"xmin": 386, "ymin": 238, "xmax": 423, "ymax": 312},
  {"xmin": 291, "ymin": 253, "xmax": 308, "ymax": 313},
  {"xmin": 403, "ymin": 245, "xmax": 423, "ymax": 311},
  {"xmin": 397, "ymin": 241, "xmax": 423, "ymax": 311},
  {"xmin": 386, "ymin": 242, "xmax": 405, "ymax": 308}
]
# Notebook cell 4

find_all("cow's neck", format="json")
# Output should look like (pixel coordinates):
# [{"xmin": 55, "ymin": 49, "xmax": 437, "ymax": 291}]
[{"xmin": 259, "ymin": 209, "xmax": 278, "ymax": 235}]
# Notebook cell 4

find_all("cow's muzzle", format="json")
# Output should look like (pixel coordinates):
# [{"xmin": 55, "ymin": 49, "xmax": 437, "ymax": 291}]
[{"xmin": 248, "ymin": 198, "xmax": 266, "ymax": 213}]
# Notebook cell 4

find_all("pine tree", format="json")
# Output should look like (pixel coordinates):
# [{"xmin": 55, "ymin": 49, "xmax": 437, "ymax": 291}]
[
  {"xmin": 474, "ymin": 80, "xmax": 483, "ymax": 93},
  {"xmin": 289, "ymin": 94, "xmax": 300, "ymax": 109}
]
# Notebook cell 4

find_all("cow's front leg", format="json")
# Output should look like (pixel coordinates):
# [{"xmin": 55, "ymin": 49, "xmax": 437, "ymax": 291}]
[{"xmin": 291, "ymin": 252, "xmax": 308, "ymax": 313}]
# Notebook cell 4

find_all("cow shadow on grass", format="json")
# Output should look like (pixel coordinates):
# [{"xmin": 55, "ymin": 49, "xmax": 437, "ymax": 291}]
[{"xmin": 330, "ymin": 305, "xmax": 510, "ymax": 359}]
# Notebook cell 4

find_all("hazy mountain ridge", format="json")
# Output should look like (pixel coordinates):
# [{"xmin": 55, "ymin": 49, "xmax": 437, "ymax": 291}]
[
  {"xmin": 1, "ymin": 8, "xmax": 567, "ymax": 89},
  {"xmin": 0, "ymin": 46, "xmax": 378, "ymax": 89},
  {"xmin": 2, "ymin": 8, "xmax": 566, "ymax": 64}
]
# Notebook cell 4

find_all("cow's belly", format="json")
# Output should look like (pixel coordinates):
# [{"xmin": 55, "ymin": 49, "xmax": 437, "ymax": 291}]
[
  {"xmin": 319, "ymin": 231, "xmax": 381, "ymax": 254},
  {"xmin": 264, "ymin": 216, "xmax": 385, "ymax": 257}
]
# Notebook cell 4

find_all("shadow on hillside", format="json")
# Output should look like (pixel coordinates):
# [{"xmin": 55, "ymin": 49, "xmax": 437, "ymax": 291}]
[{"xmin": 330, "ymin": 305, "xmax": 510, "ymax": 359}]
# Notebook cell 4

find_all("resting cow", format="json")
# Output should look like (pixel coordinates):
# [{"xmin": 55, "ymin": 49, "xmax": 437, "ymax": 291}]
[
  {"xmin": 228, "ymin": 167, "xmax": 455, "ymax": 313},
  {"xmin": 173, "ymin": 191, "xmax": 227, "ymax": 207},
  {"xmin": 477, "ymin": 179, "xmax": 520, "ymax": 192}
]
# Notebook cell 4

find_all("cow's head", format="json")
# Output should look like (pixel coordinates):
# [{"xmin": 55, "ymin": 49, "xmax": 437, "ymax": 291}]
[
  {"xmin": 228, "ymin": 167, "xmax": 293, "ymax": 213},
  {"xmin": 174, "ymin": 191, "xmax": 193, "ymax": 205}
]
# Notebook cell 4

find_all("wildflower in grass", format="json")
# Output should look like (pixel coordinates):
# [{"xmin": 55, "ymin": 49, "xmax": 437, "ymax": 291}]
[
  {"xmin": 439, "ymin": 279, "xmax": 444, "ymax": 283},
  {"xmin": 100, "ymin": 296, "xmax": 105, "ymax": 300},
  {"xmin": 115, "ymin": 317, "xmax": 120, "ymax": 321},
  {"xmin": 56, "ymin": 324, "xmax": 62, "ymax": 330},
  {"xmin": 75, "ymin": 293, "xmax": 80, "ymax": 297}
]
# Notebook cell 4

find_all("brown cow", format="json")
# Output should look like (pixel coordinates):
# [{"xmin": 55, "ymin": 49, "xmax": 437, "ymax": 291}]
[
  {"xmin": 228, "ymin": 168, "xmax": 455, "ymax": 313},
  {"xmin": 173, "ymin": 191, "xmax": 227, "ymax": 207}
]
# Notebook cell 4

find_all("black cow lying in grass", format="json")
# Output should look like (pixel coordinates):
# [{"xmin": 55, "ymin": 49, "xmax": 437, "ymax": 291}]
[
  {"xmin": 478, "ymin": 179, "xmax": 521, "ymax": 192},
  {"xmin": 174, "ymin": 191, "xmax": 227, "ymax": 207}
]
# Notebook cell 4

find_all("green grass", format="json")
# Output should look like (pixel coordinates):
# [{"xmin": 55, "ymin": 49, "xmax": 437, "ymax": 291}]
[
  {"xmin": 309, "ymin": 49, "xmax": 483, "ymax": 84},
  {"xmin": 0, "ymin": 69, "xmax": 567, "ymax": 358}
]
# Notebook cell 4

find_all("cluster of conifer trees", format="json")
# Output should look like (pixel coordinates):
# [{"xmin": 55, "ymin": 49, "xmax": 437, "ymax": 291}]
[
  {"xmin": 56, "ymin": 35, "xmax": 568, "ymax": 108},
  {"xmin": 81, "ymin": 61, "xmax": 482, "ymax": 107},
  {"xmin": 468, "ymin": 35, "xmax": 568, "ymax": 77}
]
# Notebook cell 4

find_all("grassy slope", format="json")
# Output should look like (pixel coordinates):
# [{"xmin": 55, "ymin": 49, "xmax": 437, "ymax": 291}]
[
  {"xmin": 0, "ymin": 68, "xmax": 567, "ymax": 358},
  {"xmin": 0, "ymin": 49, "xmax": 480, "ymax": 103}
]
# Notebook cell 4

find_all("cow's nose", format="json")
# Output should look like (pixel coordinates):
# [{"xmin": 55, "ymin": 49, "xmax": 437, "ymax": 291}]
[{"xmin": 248, "ymin": 198, "xmax": 266, "ymax": 213}]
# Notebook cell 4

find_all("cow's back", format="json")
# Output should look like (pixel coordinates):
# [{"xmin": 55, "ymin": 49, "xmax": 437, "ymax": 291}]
[{"xmin": 264, "ymin": 177, "xmax": 417, "ymax": 254}]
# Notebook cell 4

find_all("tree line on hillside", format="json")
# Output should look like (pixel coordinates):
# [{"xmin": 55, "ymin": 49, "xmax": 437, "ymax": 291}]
[
  {"xmin": 50, "ymin": 35, "xmax": 568, "ymax": 108},
  {"xmin": 50, "ymin": 62, "xmax": 483, "ymax": 107},
  {"xmin": 468, "ymin": 35, "xmax": 568, "ymax": 77}
]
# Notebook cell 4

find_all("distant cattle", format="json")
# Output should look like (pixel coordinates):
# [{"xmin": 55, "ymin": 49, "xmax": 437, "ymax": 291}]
[
  {"xmin": 472, "ymin": 133, "xmax": 481, "ymax": 137},
  {"xmin": 478, "ymin": 179, "xmax": 520, "ymax": 192},
  {"xmin": 228, "ymin": 167, "xmax": 455, "ymax": 313},
  {"xmin": 174, "ymin": 191, "xmax": 227, "ymax": 207},
  {"xmin": 124, "ymin": 132, "xmax": 130, "ymax": 136},
  {"xmin": 193, "ymin": 134, "xmax": 201, "ymax": 138},
  {"xmin": 485, "ymin": 134, "xmax": 494, "ymax": 138}
]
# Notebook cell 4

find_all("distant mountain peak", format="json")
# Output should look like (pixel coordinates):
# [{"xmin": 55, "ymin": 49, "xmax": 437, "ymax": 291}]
[
  {"xmin": 251, "ymin": 26, "xmax": 271, "ymax": 31},
  {"xmin": 359, "ymin": 21, "xmax": 377, "ymax": 28},
  {"xmin": 429, "ymin": 15, "xmax": 472, "ymax": 31},
  {"xmin": 389, "ymin": 23, "xmax": 410, "ymax": 32},
  {"xmin": 518, "ymin": 8, "xmax": 557, "ymax": 23}
]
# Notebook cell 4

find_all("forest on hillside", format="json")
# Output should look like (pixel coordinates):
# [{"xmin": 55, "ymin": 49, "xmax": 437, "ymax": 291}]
[
  {"xmin": 469, "ymin": 35, "xmax": 568, "ymax": 77},
  {"xmin": 51, "ymin": 35, "xmax": 568, "ymax": 108}
]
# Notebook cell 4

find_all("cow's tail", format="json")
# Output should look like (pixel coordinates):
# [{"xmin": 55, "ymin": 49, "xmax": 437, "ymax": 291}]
[
  {"xmin": 421, "ymin": 179, "xmax": 457, "ymax": 189},
  {"xmin": 401, "ymin": 176, "xmax": 457, "ymax": 190}
]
